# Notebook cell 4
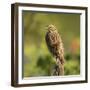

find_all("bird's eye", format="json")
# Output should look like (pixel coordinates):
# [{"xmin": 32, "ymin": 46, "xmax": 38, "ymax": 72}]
[{"xmin": 49, "ymin": 27, "xmax": 51, "ymax": 29}]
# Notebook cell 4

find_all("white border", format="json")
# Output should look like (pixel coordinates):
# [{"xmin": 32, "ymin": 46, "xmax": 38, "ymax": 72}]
[{"xmin": 18, "ymin": 6, "xmax": 86, "ymax": 84}]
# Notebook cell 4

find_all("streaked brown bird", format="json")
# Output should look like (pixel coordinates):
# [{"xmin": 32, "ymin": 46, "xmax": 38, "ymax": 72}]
[{"xmin": 45, "ymin": 24, "xmax": 65, "ymax": 75}]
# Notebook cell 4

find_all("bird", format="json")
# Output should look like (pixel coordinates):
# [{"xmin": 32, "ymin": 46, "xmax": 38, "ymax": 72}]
[{"xmin": 45, "ymin": 24, "xmax": 65, "ymax": 75}]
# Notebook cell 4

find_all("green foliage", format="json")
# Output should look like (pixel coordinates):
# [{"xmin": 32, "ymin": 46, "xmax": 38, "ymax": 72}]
[
  {"xmin": 37, "ymin": 55, "xmax": 56, "ymax": 76},
  {"xmin": 64, "ymin": 60, "xmax": 80, "ymax": 75},
  {"xmin": 23, "ymin": 11, "xmax": 80, "ymax": 77}
]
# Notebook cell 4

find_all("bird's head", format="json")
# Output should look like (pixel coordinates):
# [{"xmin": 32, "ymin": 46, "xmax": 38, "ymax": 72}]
[{"xmin": 45, "ymin": 24, "xmax": 57, "ymax": 32}]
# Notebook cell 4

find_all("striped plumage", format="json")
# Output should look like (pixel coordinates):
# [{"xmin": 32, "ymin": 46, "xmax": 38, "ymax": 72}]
[{"xmin": 45, "ymin": 24, "xmax": 65, "ymax": 66}]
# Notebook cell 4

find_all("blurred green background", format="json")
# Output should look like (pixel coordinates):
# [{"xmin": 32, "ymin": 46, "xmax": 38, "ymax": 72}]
[{"xmin": 22, "ymin": 11, "xmax": 80, "ymax": 77}]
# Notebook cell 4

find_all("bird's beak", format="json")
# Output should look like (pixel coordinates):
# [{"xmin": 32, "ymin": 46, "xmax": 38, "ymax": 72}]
[{"xmin": 45, "ymin": 26, "xmax": 48, "ymax": 30}]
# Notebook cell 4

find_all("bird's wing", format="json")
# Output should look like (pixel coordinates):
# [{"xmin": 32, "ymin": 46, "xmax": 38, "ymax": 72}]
[{"xmin": 46, "ymin": 32, "xmax": 60, "ymax": 47}]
